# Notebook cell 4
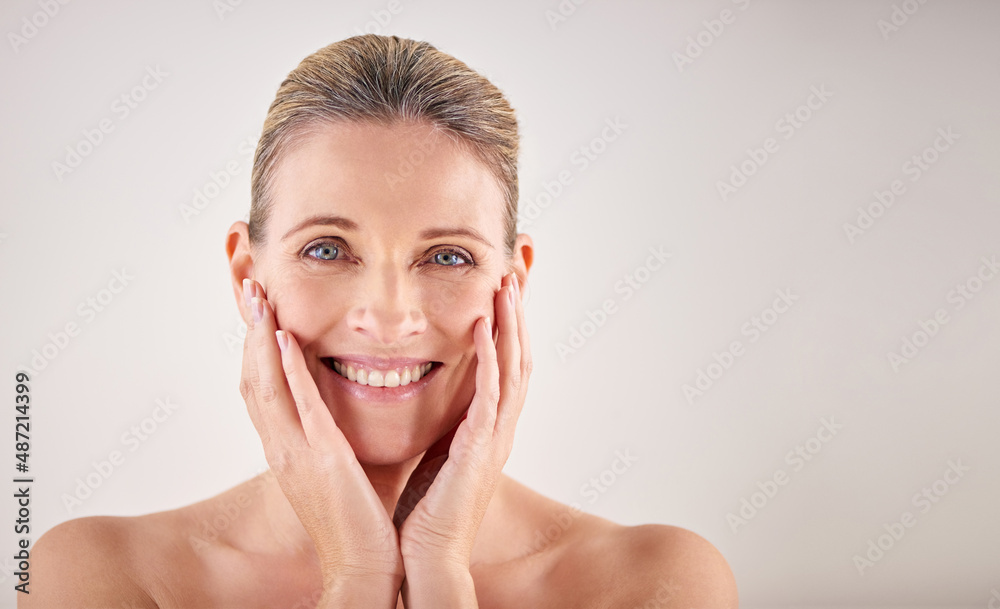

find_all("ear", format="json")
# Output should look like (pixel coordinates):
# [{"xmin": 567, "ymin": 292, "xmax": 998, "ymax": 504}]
[
  {"xmin": 226, "ymin": 220, "xmax": 254, "ymax": 325},
  {"xmin": 510, "ymin": 233, "xmax": 534, "ymax": 300}
]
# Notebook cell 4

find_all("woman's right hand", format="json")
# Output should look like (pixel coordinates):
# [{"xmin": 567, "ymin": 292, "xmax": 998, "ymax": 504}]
[{"xmin": 239, "ymin": 278, "xmax": 404, "ymax": 605}]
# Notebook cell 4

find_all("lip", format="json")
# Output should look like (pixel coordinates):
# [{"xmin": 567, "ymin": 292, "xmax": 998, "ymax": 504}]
[
  {"xmin": 328, "ymin": 354, "xmax": 435, "ymax": 370},
  {"xmin": 320, "ymin": 357, "xmax": 441, "ymax": 403}
]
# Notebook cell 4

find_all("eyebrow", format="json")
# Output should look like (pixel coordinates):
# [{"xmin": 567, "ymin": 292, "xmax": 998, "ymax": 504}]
[
  {"xmin": 282, "ymin": 214, "xmax": 494, "ymax": 248},
  {"xmin": 282, "ymin": 214, "xmax": 359, "ymax": 240},
  {"xmin": 418, "ymin": 226, "xmax": 493, "ymax": 249}
]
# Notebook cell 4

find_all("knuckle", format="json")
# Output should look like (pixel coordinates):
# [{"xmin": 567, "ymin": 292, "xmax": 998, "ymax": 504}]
[
  {"xmin": 268, "ymin": 448, "xmax": 294, "ymax": 476},
  {"xmin": 486, "ymin": 385, "xmax": 501, "ymax": 407},
  {"xmin": 506, "ymin": 371, "xmax": 522, "ymax": 394},
  {"xmin": 257, "ymin": 381, "xmax": 280, "ymax": 405},
  {"xmin": 523, "ymin": 358, "xmax": 534, "ymax": 379},
  {"xmin": 290, "ymin": 391, "xmax": 313, "ymax": 414},
  {"xmin": 239, "ymin": 377, "xmax": 254, "ymax": 401}
]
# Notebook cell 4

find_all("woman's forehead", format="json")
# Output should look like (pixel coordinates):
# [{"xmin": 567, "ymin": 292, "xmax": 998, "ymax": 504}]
[{"xmin": 268, "ymin": 121, "xmax": 506, "ymax": 243}]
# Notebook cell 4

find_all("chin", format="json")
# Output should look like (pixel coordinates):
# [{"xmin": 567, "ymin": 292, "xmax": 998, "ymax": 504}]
[{"xmin": 340, "ymin": 422, "xmax": 432, "ymax": 466}]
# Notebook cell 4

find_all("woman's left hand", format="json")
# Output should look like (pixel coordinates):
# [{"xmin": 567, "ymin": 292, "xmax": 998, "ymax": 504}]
[{"xmin": 393, "ymin": 271, "xmax": 531, "ymax": 601}]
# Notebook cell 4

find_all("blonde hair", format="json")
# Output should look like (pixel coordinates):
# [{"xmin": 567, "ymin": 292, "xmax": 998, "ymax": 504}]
[{"xmin": 249, "ymin": 34, "xmax": 520, "ymax": 256}]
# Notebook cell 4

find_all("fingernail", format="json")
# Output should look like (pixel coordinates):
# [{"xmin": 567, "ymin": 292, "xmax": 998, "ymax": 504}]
[
  {"xmin": 275, "ymin": 330, "xmax": 288, "ymax": 352},
  {"xmin": 508, "ymin": 284, "xmax": 515, "ymax": 306},
  {"xmin": 243, "ymin": 278, "xmax": 252, "ymax": 308},
  {"xmin": 251, "ymin": 297, "xmax": 263, "ymax": 323},
  {"xmin": 485, "ymin": 316, "xmax": 491, "ymax": 334},
  {"xmin": 513, "ymin": 274, "xmax": 520, "ymax": 297}
]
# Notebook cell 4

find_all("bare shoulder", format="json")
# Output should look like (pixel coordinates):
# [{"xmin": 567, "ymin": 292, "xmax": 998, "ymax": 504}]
[
  {"xmin": 549, "ymin": 519, "xmax": 738, "ymax": 608},
  {"xmin": 22, "ymin": 515, "xmax": 160, "ymax": 608},
  {"xmin": 498, "ymin": 478, "xmax": 737, "ymax": 608},
  {"xmin": 612, "ymin": 523, "xmax": 738, "ymax": 607}
]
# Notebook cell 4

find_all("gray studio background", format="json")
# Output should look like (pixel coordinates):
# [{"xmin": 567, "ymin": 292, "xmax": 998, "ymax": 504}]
[{"xmin": 2, "ymin": 1, "xmax": 998, "ymax": 607}]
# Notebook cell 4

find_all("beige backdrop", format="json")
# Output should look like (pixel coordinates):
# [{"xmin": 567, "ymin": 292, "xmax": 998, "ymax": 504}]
[{"xmin": 2, "ymin": 0, "xmax": 998, "ymax": 607}]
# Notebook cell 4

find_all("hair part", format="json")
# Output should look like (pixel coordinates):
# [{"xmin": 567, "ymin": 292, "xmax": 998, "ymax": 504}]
[{"xmin": 249, "ymin": 34, "xmax": 520, "ymax": 257}]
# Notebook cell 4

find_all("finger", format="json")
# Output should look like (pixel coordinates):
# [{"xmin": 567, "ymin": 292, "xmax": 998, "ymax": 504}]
[
  {"xmin": 242, "ymin": 277, "xmax": 255, "ymax": 321},
  {"xmin": 275, "ymin": 328, "xmax": 351, "ymax": 453},
  {"xmin": 495, "ymin": 274, "xmax": 524, "ymax": 436},
  {"xmin": 250, "ymin": 295, "xmax": 307, "ymax": 447},
  {"xmin": 513, "ymin": 274, "xmax": 532, "ymax": 383},
  {"xmin": 240, "ymin": 279, "xmax": 271, "ymax": 441},
  {"xmin": 240, "ymin": 309, "xmax": 267, "ymax": 443},
  {"xmin": 465, "ymin": 314, "xmax": 499, "ymax": 442}
]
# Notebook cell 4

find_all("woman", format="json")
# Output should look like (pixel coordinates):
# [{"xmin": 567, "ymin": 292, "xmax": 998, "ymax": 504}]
[{"xmin": 26, "ymin": 35, "xmax": 737, "ymax": 608}]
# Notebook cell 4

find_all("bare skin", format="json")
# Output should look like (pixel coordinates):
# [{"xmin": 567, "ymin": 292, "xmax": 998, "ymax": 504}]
[
  {"xmin": 23, "ymin": 121, "xmax": 737, "ymax": 608},
  {"xmin": 25, "ymin": 472, "xmax": 735, "ymax": 608}
]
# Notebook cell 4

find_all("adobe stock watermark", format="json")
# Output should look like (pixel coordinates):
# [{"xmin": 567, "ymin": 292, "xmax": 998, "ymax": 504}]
[
  {"xmin": 580, "ymin": 449, "xmax": 639, "ymax": 504},
  {"xmin": 213, "ymin": 0, "xmax": 247, "ymax": 21},
  {"xmin": 51, "ymin": 65, "xmax": 170, "ymax": 182},
  {"xmin": 726, "ymin": 416, "xmax": 843, "ymax": 534},
  {"xmin": 179, "ymin": 133, "xmax": 257, "ymax": 223},
  {"xmin": 555, "ymin": 246, "xmax": 670, "ymax": 361},
  {"xmin": 521, "ymin": 448, "xmax": 638, "ymax": 555},
  {"xmin": 62, "ymin": 397, "xmax": 181, "ymax": 513},
  {"xmin": 682, "ymin": 287, "xmax": 798, "ymax": 405},
  {"xmin": 987, "ymin": 588, "xmax": 1000, "ymax": 609},
  {"xmin": 518, "ymin": 117, "xmax": 628, "ymax": 228},
  {"xmin": 716, "ymin": 84, "xmax": 833, "ymax": 202},
  {"xmin": 0, "ymin": 556, "xmax": 22, "ymax": 587},
  {"xmin": 188, "ymin": 468, "xmax": 274, "ymax": 552},
  {"xmin": 544, "ymin": 0, "xmax": 589, "ymax": 31},
  {"xmin": 353, "ymin": 0, "xmax": 408, "ymax": 35},
  {"xmin": 672, "ymin": 0, "xmax": 751, "ymax": 73},
  {"xmin": 383, "ymin": 128, "xmax": 443, "ymax": 187},
  {"xmin": 887, "ymin": 254, "xmax": 998, "ymax": 372},
  {"xmin": 843, "ymin": 126, "xmax": 959, "ymax": 244},
  {"xmin": 223, "ymin": 318, "xmax": 249, "ymax": 355},
  {"xmin": 7, "ymin": 0, "xmax": 72, "ymax": 55},
  {"xmin": 21, "ymin": 268, "xmax": 136, "ymax": 376},
  {"xmin": 877, "ymin": 0, "xmax": 932, "ymax": 41},
  {"xmin": 852, "ymin": 458, "xmax": 970, "ymax": 575}
]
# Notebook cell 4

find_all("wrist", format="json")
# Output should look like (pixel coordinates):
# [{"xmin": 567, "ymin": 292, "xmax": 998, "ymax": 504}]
[
  {"xmin": 318, "ymin": 572, "xmax": 402, "ymax": 609},
  {"xmin": 401, "ymin": 562, "xmax": 477, "ymax": 608},
  {"xmin": 402, "ymin": 552, "xmax": 470, "ymax": 575}
]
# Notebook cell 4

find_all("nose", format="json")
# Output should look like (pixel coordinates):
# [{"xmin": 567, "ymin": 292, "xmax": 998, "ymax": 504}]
[{"xmin": 345, "ymin": 261, "xmax": 427, "ymax": 345}]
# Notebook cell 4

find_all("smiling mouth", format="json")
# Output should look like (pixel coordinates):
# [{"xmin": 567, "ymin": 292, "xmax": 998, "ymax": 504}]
[{"xmin": 321, "ymin": 358, "xmax": 440, "ymax": 388}]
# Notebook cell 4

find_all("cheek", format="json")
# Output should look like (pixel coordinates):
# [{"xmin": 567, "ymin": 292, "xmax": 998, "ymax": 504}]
[
  {"xmin": 263, "ymin": 275, "xmax": 349, "ymax": 342},
  {"xmin": 421, "ymin": 277, "xmax": 496, "ymax": 345}
]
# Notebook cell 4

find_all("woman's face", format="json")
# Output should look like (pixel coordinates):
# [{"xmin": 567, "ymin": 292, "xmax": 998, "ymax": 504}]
[{"xmin": 228, "ymin": 121, "xmax": 531, "ymax": 466}]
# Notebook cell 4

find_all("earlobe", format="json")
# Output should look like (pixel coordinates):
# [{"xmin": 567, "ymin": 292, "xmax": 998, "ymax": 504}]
[{"xmin": 226, "ymin": 221, "xmax": 254, "ymax": 322}]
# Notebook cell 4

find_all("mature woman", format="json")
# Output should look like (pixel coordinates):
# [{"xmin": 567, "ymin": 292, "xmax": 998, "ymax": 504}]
[{"xmin": 27, "ymin": 35, "xmax": 737, "ymax": 608}]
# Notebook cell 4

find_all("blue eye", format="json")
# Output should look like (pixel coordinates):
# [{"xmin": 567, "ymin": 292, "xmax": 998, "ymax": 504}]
[
  {"xmin": 306, "ymin": 242, "xmax": 340, "ymax": 261},
  {"xmin": 432, "ymin": 250, "xmax": 469, "ymax": 266}
]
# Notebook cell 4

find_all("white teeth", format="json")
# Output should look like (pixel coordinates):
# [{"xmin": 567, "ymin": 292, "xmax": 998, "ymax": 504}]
[
  {"xmin": 331, "ymin": 360, "xmax": 434, "ymax": 387},
  {"xmin": 384, "ymin": 370, "xmax": 400, "ymax": 388}
]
